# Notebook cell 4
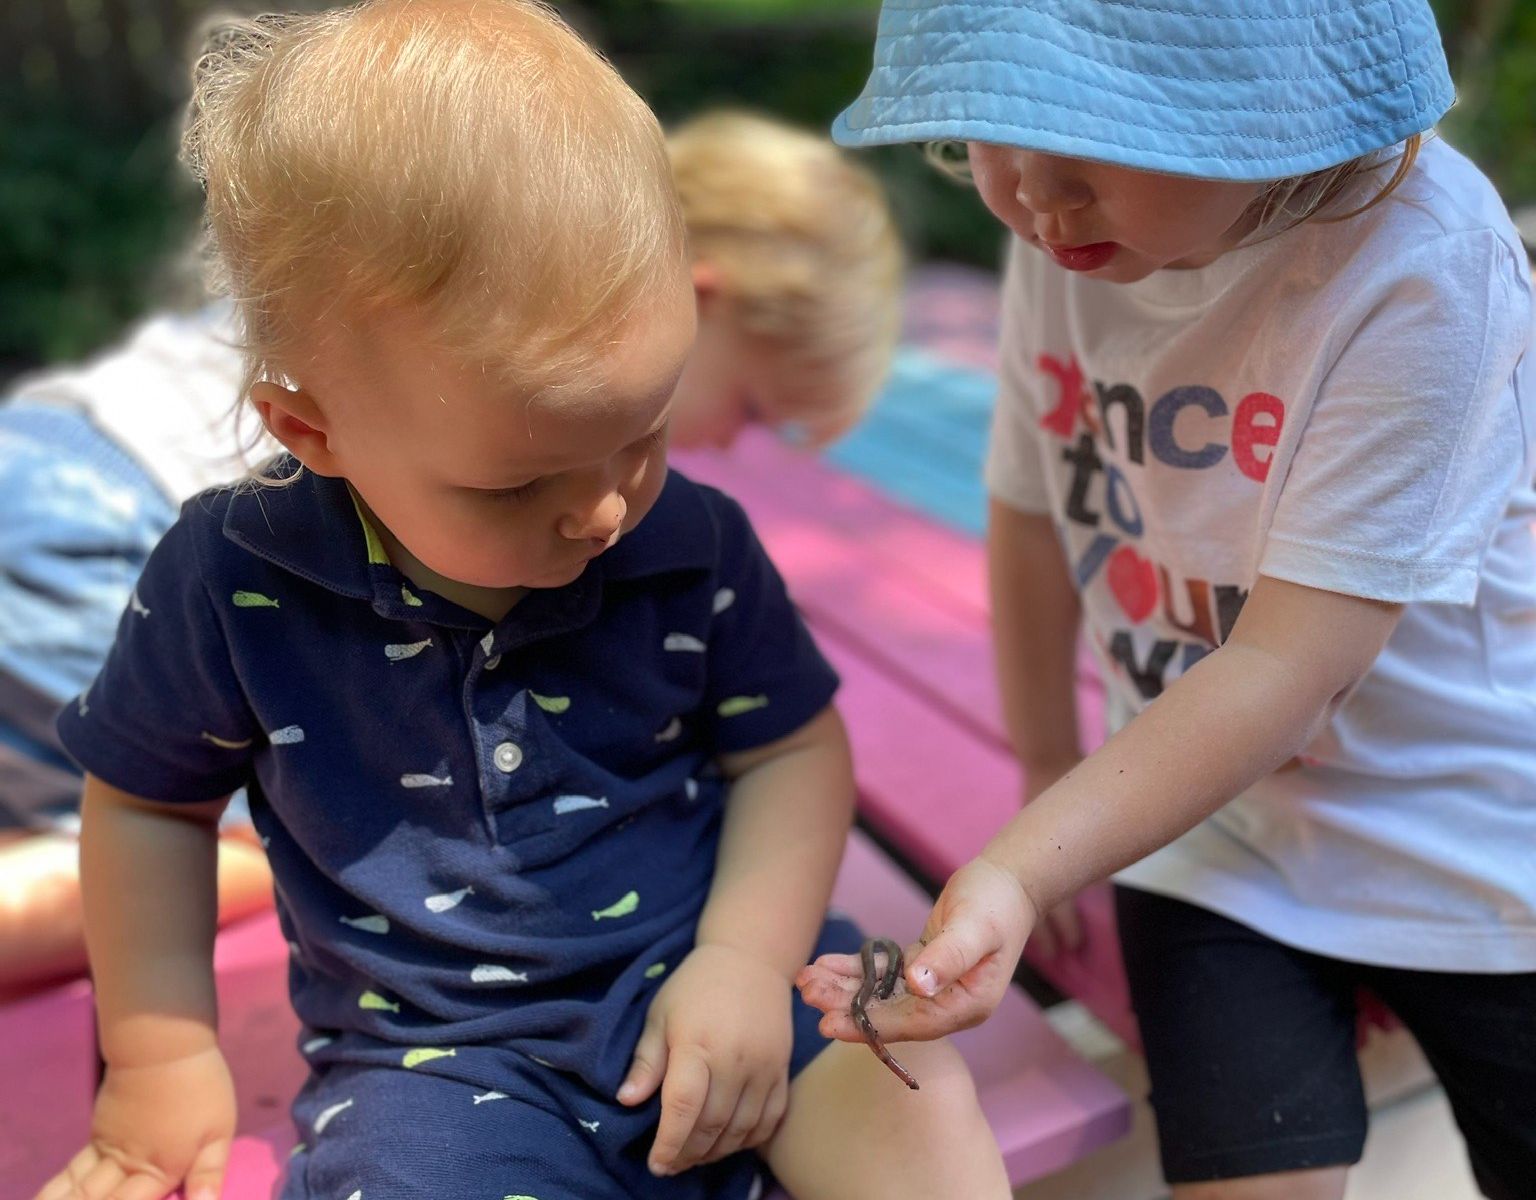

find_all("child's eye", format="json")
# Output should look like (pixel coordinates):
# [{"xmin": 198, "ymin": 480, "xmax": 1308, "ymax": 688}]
[
  {"xmin": 480, "ymin": 480, "xmax": 542, "ymax": 503},
  {"xmin": 641, "ymin": 426, "xmax": 668, "ymax": 449}
]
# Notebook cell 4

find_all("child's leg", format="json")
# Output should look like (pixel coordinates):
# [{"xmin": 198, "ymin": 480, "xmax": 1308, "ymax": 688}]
[
  {"xmin": 1172, "ymin": 1167, "xmax": 1346, "ymax": 1200},
  {"xmin": 1364, "ymin": 964, "xmax": 1536, "ymax": 1200},
  {"xmin": 286, "ymin": 1060, "xmax": 632, "ymax": 1200},
  {"xmin": 1116, "ymin": 887, "xmax": 1363, "ymax": 1200},
  {"xmin": 0, "ymin": 830, "xmax": 273, "ymax": 996},
  {"xmin": 763, "ymin": 1037, "xmax": 1011, "ymax": 1200}
]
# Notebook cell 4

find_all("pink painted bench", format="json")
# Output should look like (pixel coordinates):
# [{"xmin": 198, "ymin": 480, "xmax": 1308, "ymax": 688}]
[{"xmin": 677, "ymin": 435, "xmax": 1138, "ymax": 1046}]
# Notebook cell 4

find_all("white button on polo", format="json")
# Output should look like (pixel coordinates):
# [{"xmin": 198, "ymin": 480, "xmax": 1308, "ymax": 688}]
[{"xmin": 493, "ymin": 741, "xmax": 523, "ymax": 773}]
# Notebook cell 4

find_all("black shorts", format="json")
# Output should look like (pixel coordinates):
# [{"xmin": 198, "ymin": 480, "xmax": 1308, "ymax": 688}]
[{"xmin": 1115, "ymin": 886, "xmax": 1536, "ymax": 1198}]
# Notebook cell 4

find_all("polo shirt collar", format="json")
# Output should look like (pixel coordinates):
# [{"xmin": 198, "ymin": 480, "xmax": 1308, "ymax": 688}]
[{"xmin": 221, "ymin": 459, "xmax": 716, "ymax": 626}]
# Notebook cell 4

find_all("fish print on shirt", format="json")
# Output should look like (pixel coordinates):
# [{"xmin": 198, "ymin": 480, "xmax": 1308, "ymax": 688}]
[
  {"xmin": 425, "ymin": 885, "xmax": 473, "ymax": 913},
  {"xmin": 717, "ymin": 696, "xmax": 768, "ymax": 718},
  {"xmin": 313, "ymin": 1098, "xmax": 354, "ymax": 1134},
  {"xmin": 470, "ymin": 965, "xmax": 528, "ymax": 984},
  {"xmin": 358, "ymin": 990, "xmax": 400, "ymax": 1014},
  {"xmin": 529, "ymin": 692, "xmax": 570, "ymax": 714},
  {"xmin": 338, "ymin": 914, "xmax": 390, "ymax": 935},
  {"xmin": 552, "ymin": 795, "xmax": 607, "ymax": 815},
  {"xmin": 401, "ymin": 773, "xmax": 453, "ymax": 789},
  {"xmin": 200, "ymin": 731, "xmax": 253, "ymax": 750},
  {"xmin": 591, "ymin": 890, "xmax": 639, "ymax": 921},
  {"xmin": 402, "ymin": 1047, "xmax": 456, "ymax": 1069},
  {"xmin": 384, "ymin": 638, "xmax": 432, "ymax": 661}
]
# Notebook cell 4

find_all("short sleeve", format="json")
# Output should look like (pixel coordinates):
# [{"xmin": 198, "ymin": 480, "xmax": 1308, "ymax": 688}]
[
  {"xmin": 698, "ymin": 495, "xmax": 839, "ymax": 754},
  {"xmin": 55, "ymin": 505, "xmax": 260, "ymax": 803},
  {"xmin": 1261, "ymin": 229, "xmax": 1534, "ymax": 604},
  {"xmin": 984, "ymin": 237, "xmax": 1055, "ymax": 516}
]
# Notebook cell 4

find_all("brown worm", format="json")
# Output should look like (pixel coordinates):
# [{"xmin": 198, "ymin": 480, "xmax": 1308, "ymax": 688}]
[{"xmin": 849, "ymin": 936, "xmax": 920, "ymax": 1090}]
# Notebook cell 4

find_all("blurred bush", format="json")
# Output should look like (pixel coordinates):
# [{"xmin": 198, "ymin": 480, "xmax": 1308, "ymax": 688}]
[{"xmin": 1, "ymin": 0, "xmax": 1530, "ymax": 379}]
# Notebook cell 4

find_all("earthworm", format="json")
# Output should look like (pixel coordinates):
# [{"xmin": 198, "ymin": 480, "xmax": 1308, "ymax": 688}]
[{"xmin": 849, "ymin": 937, "xmax": 919, "ymax": 1090}]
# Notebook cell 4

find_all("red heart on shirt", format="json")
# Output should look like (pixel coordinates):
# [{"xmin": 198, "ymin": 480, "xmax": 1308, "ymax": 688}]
[{"xmin": 1106, "ymin": 546, "xmax": 1158, "ymax": 624}]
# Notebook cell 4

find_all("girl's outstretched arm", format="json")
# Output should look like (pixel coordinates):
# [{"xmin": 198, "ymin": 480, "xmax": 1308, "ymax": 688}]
[{"xmin": 799, "ymin": 575, "xmax": 1402, "ymax": 1042}]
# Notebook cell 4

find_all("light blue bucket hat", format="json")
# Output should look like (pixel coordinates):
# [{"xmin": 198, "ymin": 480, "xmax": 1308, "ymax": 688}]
[{"xmin": 832, "ymin": 0, "xmax": 1454, "ymax": 181}]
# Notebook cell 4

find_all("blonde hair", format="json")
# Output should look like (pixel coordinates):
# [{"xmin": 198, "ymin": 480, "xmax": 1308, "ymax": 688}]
[
  {"xmin": 183, "ymin": 0, "xmax": 687, "ymax": 406},
  {"xmin": 668, "ymin": 110, "xmax": 903, "ymax": 442},
  {"xmin": 1246, "ymin": 135, "xmax": 1423, "ymax": 236}
]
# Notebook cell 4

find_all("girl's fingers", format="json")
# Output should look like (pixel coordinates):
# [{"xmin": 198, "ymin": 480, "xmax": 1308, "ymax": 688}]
[
  {"xmin": 797, "ymin": 950, "xmax": 862, "ymax": 982},
  {"xmin": 794, "ymin": 962, "xmax": 860, "ymax": 1013},
  {"xmin": 906, "ymin": 915, "xmax": 997, "ymax": 998}
]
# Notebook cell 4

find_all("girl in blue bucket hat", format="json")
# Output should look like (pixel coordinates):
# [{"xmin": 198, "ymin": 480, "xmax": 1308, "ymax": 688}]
[{"xmin": 799, "ymin": 3, "xmax": 1536, "ymax": 1197}]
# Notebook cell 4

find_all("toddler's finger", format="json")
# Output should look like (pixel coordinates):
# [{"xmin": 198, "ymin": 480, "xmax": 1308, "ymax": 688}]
[
  {"xmin": 111, "ymin": 1170, "xmax": 181, "ymax": 1200},
  {"xmin": 673, "ymin": 1074, "xmax": 742, "ymax": 1171},
  {"xmin": 181, "ymin": 1137, "xmax": 231, "ymax": 1200},
  {"xmin": 36, "ymin": 1144, "xmax": 103, "ymax": 1200},
  {"xmin": 71, "ymin": 1155, "xmax": 125, "ymax": 1199},
  {"xmin": 649, "ymin": 1051, "xmax": 709, "ymax": 1175},
  {"xmin": 699, "ymin": 1076, "xmax": 772, "ymax": 1164},
  {"xmin": 618, "ymin": 1017, "xmax": 669, "ymax": 1105}
]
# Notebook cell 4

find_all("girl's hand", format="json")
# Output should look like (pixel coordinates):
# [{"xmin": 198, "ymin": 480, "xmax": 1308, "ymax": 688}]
[
  {"xmin": 795, "ymin": 855, "xmax": 1036, "ymax": 1042},
  {"xmin": 35, "ymin": 1045, "xmax": 236, "ymax": 1200},
  {"xmin": 618, "ymin": 943, "xmax": 795, "ymax": 1177}
]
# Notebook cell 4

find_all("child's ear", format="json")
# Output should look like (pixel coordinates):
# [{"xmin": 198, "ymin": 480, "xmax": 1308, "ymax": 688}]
[
  {"xmin": 691, "ymin": 260, "xmax": 722, "ymax": 308},
  {"xmin": 250, "ymin": 380, "xmax": 344, "ymax": 477}
]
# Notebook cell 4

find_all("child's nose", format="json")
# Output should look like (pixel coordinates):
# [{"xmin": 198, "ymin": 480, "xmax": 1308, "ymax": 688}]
[
  {"xmin": 558, "ymin": 488, "xmax": 627, "ymax": 543},
  {"xmin": 1014, "ymin": 151, "xmax": 1091, "ymax": 215}
]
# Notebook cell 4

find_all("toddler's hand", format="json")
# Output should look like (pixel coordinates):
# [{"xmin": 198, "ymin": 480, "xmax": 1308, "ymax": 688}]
[
  {"xmin": 618, "ymin": 942, "xmax": 794, "ymax": 1177},
  {"xmin": 34, "ymin": 1044, "xmax": 237, "ymax": 1200},
  {"xmin": 796, "ymin": 855, "xmax": 1035, "ymax": 1043}
]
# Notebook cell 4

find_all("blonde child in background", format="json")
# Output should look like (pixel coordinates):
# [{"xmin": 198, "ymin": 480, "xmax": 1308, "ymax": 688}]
[
  {"xmin": 667, "ymin": 110, "xmax": 902, "ymax": 451},
  {"xmin": 0, "ymin": 112, "xmax": 900, "ymax": 996},
  {"xmin": 800, "ymin": 3, "xmax": 1536, "ymax": 1199},
  {"xmin": 33, "ymin": 3, "xmax": 1009, "ymax": 1199}
]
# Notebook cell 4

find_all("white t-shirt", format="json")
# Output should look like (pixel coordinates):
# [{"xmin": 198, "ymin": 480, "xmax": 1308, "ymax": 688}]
[{"xmin": 986, "ymin": 138, "xmax": 1536, "ymax": 972}]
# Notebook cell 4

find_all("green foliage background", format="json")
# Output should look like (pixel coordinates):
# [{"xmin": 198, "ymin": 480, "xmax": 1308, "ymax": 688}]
[{"xmin": 1, "ymin": 0, "xmax": 1531, "ymax": 379}]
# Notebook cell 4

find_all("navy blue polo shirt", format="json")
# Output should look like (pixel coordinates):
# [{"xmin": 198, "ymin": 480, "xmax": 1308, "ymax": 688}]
[{"xmin": 56, "ymin": 461, "xmax": 839, "ymax": 1092}]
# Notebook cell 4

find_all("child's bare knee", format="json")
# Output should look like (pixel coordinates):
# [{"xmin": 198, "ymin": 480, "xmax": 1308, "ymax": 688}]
[{"xmin": 1173, "ymin": 1167, "xmax": 1347, "ymax": 1200}]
